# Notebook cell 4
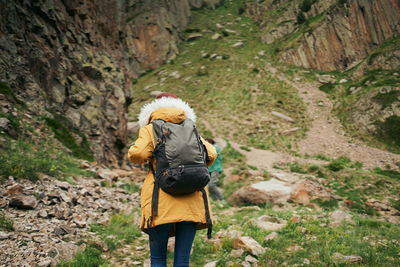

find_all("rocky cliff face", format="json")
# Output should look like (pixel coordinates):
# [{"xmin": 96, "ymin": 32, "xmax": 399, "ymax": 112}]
[
  {"xmin": 246, "ymin": 0, "xmax": 400, "ymax": 71},
  {"xmin": 0, "ymin": 0, "xmax": 222, "ymax": 165}
]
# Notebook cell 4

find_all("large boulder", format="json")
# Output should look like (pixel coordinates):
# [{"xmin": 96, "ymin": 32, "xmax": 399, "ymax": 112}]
[{"xmin": 0, "ymin": 0, "xmax": 223, "ymax": 165}]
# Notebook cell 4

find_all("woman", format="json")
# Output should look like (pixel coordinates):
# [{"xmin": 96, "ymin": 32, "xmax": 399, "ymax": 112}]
[
  {"xmin": 128, "ymin": 92, "xmax": 217, "ymax": 267},
  {"xmin": 204, "ymin": 138, "xmax": 224, "ymax": 201}
]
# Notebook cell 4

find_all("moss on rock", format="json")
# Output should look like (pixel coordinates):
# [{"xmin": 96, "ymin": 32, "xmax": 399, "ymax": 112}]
[{"xmin": 44, "ymin": 116, "xmax": 94, "ymax": 161}]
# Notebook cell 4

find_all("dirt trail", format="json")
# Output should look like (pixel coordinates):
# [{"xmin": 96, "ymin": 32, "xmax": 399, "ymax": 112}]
[
  {"xmin": 203, "ymin": 67, "xmax": 400, "ymax": 171},
  {"xmin": 275, "ymin": 69, "xmax": 400, "ymax": 170}
]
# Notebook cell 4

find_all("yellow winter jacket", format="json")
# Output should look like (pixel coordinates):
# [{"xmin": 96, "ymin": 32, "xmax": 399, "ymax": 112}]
[{"xmin": 128, "ymin": 104, "xmax": 217, "ymax": 235}]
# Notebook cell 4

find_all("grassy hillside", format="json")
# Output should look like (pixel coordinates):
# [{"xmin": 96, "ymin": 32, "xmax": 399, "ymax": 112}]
[{"xmin": 129, "ymin": 1, "xmax": 308, "ymax": 153}]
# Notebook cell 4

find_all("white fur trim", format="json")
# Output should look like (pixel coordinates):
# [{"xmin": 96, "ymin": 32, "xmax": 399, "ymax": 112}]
[{"xmin": 138, "ymin": 97, "xmax": 196, "ymax": 127}]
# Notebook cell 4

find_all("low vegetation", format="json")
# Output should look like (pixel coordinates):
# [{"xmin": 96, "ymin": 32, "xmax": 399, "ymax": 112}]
[
  {"xmin": 0, "ymin": 212, "xmax": 14, "ymax": 231},
  {"xmin": 129, "ymin": 0, "xmax": 308, "ymax": 153}
]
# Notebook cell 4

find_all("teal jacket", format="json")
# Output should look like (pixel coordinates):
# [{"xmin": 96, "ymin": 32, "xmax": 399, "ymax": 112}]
[{"xmin": 208, "ymin": 144, "xmax": 223, "ymax": 173}]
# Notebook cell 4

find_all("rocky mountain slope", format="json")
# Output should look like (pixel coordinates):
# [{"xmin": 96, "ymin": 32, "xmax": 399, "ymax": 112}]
[
  {"xmin": 0, "ymin": 0, "xmax": 222, "ymax": 165},
  {"xmin": 246, "ymin": 0, "xmax": 400, "ymax": 71}
]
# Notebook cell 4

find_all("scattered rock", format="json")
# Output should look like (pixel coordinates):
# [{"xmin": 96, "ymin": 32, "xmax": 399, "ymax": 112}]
[
  {"xmin": 245, "ymin": 255, "xmax": 258, "ymax": 264},
  {"xmin": 271, "ymin": 111, "xmax": 295, "ymax": 123},
  {"xmin": 290, "ymin": 215, "xmax": 301, "ymax": 223},
  {"xmin": 233, "ymin": 236, "xmax": 266, "ymax": 256},
  {"xmin": 290, "ymin": 189, "xmax": 310, "ymax": 205},
  {"xmin": 211, "ymin": 33, "xmax": 221, "ymax": 40},
  {"xmin": 252, "ymin": 217, "xmax": 287, "ymax": 232},
  {"xmin": 318, "ymin": 74, "xmax": 336, "ymax": 84},
  {"xmin": 37, "ymin": 258, "xmax": 52, "ymax": 267},
  {"xmin": 9, "ymin": 194, "xmax": 38, "ymax": 209},
  {"xmin": 186, "ymin": 33, "xmax": 203, "ymax": 41},
  {"xmin": 330, "ymin": 210, "xmax": 354, "ymax": 227},
  {"xmin": 7, "ymin": 183, "xmax": 23, "ymax": 195},
  {"xmin": 333, "ymin": 253, "xmax": 362, "ymax": 264},
  {"xmin": 265, "ymin": 232, "xmax": 278, "ymax": 241},
  {"xmin": 282, "ymin": 127, "xmax": 301, "ymax": 135},
  {"xmin": 127, "ymin": 121, "xmax": 140, "ymax": 135},
  {"xmin": 230, "ymin": 248, "xmax": 244, "ymax": 257},
  {"xmin": 232, "ymin": 42, "xmax": 244, "ymax": 48},
  {"xmin": 0, "ymin": 231, "xmax": 10, "ymax": 240},
  {"xmin": 96, "ymin": 169, "xmax": 118, "ymax": 182},
  {"xmin": 204, "ymin": 260, "xmax": 219, "ymax": 267}
]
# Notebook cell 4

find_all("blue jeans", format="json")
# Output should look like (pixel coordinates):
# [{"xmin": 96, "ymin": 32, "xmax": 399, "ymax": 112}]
[{"xmin": 148, "ymin": 221, "xmax": 198, "ymax": 267}]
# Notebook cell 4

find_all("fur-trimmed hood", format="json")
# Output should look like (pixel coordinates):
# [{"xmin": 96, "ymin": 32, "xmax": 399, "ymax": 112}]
[{"xmin": 138, "ymin": 97, "xmax": 196, "ymax": 127}]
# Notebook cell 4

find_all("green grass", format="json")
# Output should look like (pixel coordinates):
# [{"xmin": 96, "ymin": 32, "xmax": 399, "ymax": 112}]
[
  {"xmin": 190, "ymin": 202, "xmax": 400, "ymax": 266},
  {"xmin": 0, "ymin": 81, "xmax": 25, "ymax": 106},
  {"xmin": 0, "ymin": 137, "xmax": 94, "ymax": 182},
  {"xmin": 57, "ymin": 244, "xmax": 108, "ymax": 267},
  {"xmin": 0, "ymin": 212, "xmax": 14, "ymax": 231},
  {"xmin": 128, "ymin": 0, "xmax": 308, "ymax": 153},
  {"xmin": 60, "ymin": 212, "xmax": 142, "ymax": 266},
  {"xmin": 90, "ymin": 212, "xmax": 142, "ymax": 252},
  {"xmin": 325, "ymin": 156, "xmax": 351, "ymax": 172},
  {"xmin": 119, "ymin": 182, "xmax": 140, "ymax": 193},
  {"xmin": 43, "ymin": 116, "xmax": 94, "ymax": 161}
]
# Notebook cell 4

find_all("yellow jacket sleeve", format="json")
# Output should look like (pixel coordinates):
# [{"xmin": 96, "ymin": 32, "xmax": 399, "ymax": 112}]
[
  {"xmin": 128, "ymin": 125, "xmax": 154, "ymax": 164},
  {"xmin": 200, "ymin": 137, "xmax": 217, "ymax": 167}
]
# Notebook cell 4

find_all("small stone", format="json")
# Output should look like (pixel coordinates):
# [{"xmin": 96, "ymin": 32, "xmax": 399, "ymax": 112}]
[
  {"xmin": 333, "ymin": 253, "xmax": 362, "ymax": 264},
  {"xmin": 245, "ymin": 255, "xmax": 258, "ymax": 263},
  {"xmin": 304, "ymin": 258, "xmax": 310, "ymax": 265},
  {"xmin": 233, "ymin": 236, "xmax": 265, "ymax": 256},
  {"xmin": 38, "ymin": 258, "xmax": 52, "ymax": 267},
  {"xmin": 282, "ymin": 127, "xmax": 301, "ymax": 136},
  {"xmin": 55, "ymin": 180, "xmax": 71, "ymax": 190},
  {"xmin": 204, "ymin": 260, "xmax": 218, "ymax": 267},
  {"xmin": 211, "ymin": 33, "xmax": 221, "ymax": 40},
  {"xmin": 265, "ymin": 232, "xmax": 278, "ymax": 241},
  {"xmin": 271, "ymin": 111, "xmax": 295, "ymax": 123},
  {"xmin": 80, "ymin": 161, "xmax": 91, "ymax": 169},
  {"xmin": 186, "ymin": 33, "xmax": 203, "ymax": 41},
  {"xmin": 7, "ymin": 183, "xmax": 23, "ymax": 195},
  {"xmin": 9, "ymin": 194, "xmax": 38, "ymax": 209},
  {"xmin": 0, "ymin": 231, "xmax": 10, "ymax": 240},
  {"xmin": 230, "ymin": 248, "xmax": 244, "ymax": 257},
  {"xmin": 38, "ymin": 209, "xmax": 48, "ymax": 218},
  {"xmin": 54, "ymin": 224, "xmax": 75, "ymax": 235},
  {"xmin": 290, "ymin": 215, "xmax": 301, "ymax": 223},
  {"xmin": 232, "ymin": 42, "xmax": 244, "ymax": 48},
  {"xmin": 143, "ymin": 259, "xmax": 151, "ymax": 267}
]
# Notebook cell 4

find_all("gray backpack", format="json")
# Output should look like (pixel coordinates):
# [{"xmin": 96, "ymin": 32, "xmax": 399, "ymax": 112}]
[{"xmin": 149, "ymin": 118, "xmax": 212, "ymax": 238}]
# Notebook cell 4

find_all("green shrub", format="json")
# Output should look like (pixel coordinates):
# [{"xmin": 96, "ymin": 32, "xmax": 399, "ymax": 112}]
[
  {"xmin": 0, "ymin": 212, "xmax": 14, "ymax": 231},
  {"xmin": 288, "ymin": 162, "xmax": 306, "ymax": 173},
  {"xmin": 326, "ymin": 156, "xmax": 351, "ymax": 172},
  {"xmin": 312, "ymin": 198, "xmax": 338, "ymax": 210},
  {"xmin": 57, "ymin": 244, "xmax": 106, "ymax": 267},
  {"xmin": 374, "ymin": 167, "xmax": 400, "ymax": 180},
  {"xmin": 44, "ymin": 117, "xmax": 94, "ymax": 161},
  {"xmin": 90, "ymin": 212, "xmax": 141, "ymax": 252},
  {"xmin": 372, "ymin": 90, "xmax": 400, "ymax": 109},
  {"xmin": 222, "ymin": 142, "xmax": 245, "ymax": 163},
  {"xmin": 296, "ymin": 12, "xmax": 307, "ymax": 25},
  {"xmin": 319, "ymin": 83, "xmax": 335, "ymax": 93},
  {"xmin": 299, "ymin": 0, "xmax": 316, "ymax": 12},
  {"xmin": 0, "ymin": 81, "xmax": 25, "ymax": 106},
  {"xmin": 0, "ymin": 138, "xmax": 94, "ymax": 182},
  {"xmin": 376, "ymin": 115, "xmax": 400, "ymax": 147},
  {"xmin": 119, "ymin": 182, "xmax": 140, "ymax": 193}
]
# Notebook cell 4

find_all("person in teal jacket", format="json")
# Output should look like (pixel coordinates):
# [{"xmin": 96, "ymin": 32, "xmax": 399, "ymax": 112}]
[{"xmin": 205, "ymin": 138, "xmax": 224, "ymax": 201}]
